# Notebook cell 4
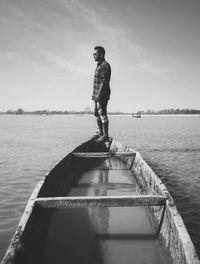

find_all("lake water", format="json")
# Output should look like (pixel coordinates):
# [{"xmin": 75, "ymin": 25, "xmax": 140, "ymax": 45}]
[{"xmin": 0, "ymin": 114, "xmax": 200, "ymax": 261}]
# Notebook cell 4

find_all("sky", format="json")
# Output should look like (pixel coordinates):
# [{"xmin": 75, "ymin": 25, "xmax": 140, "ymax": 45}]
[{"xmin": 0, "ymin": 0, "xmax": 200, "ymax": 112}]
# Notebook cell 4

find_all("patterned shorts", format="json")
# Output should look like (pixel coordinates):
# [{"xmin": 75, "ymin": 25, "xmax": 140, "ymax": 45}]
[{"xmin": 94, "ymin": 100, "xmax": 108, "ymax": 117}]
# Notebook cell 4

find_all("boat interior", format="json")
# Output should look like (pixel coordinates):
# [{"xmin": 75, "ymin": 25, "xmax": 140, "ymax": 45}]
[{"xmin": 14, "ymin": 139, "xmax": 169, "ymax": 264}]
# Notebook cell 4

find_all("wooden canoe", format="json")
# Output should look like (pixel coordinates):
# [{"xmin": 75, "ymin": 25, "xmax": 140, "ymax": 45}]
[{"xmin": 1, "ymin": 137, "xmax": 199, "ymax": 264}]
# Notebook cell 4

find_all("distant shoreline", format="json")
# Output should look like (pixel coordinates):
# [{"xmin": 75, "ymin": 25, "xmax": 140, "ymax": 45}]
[
  {"xmin": 0, "ymin": 113, "xmax": 200, "ymax": 117},
  {"xmin": 1, "ymin": 108, "xmax": 200, "ymax": 116}
]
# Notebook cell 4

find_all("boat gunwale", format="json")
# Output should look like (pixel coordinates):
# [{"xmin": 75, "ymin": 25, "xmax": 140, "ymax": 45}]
[
  {"xmin": 1, "ymin": 180, "xmax": 44, "ymax": 264},
  {"xmin": 1, "ymin": 137, "xmax": 200, "ymax": 264},
  {"xmin": 110, "ymin": 139, "xmax": 200, "ymax": 264}
]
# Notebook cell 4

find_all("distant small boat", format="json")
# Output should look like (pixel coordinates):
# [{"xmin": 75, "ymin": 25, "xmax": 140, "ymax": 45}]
[
  {"xmin": 1, "ymin": 136, "xmax": 199, "ymax": 264},
  {"xmin": 132, "ymin": 113, "xmax": 142, "ymax": 118}
]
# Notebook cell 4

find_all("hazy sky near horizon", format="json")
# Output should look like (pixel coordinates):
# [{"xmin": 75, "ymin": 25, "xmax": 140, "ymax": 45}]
[{"xmin": 0, "ymin": 0, "xmax": 200, "ymax": 112}]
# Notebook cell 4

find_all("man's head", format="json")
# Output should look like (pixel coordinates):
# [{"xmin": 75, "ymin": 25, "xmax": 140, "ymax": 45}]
[{"xmin": 93, "ymin": 46, "xmax": 105, "ymax": 62}]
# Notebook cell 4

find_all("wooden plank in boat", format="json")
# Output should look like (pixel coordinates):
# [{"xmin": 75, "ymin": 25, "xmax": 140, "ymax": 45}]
[
  {"xmin": 73, "ymin": 182, "xmax": 135, "ymax": 189},
  {"xmin": 72, "ymin": 152, "xmax": 135, "ymax": 158},
  {"xmin": 35, "ymin": 195, "xmax": 167, "ymax": 208}
]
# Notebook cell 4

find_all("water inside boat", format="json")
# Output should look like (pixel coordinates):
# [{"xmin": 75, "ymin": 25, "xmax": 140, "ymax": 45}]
[{"xmin": 39, "ymin": 156, "xmax": 169, "ymax": 264}]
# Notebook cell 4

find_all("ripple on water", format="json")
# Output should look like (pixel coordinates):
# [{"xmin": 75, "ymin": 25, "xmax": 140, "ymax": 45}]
[{"xmin": 0, "ymin": 115, "xmax": 200, "ymax": 260}]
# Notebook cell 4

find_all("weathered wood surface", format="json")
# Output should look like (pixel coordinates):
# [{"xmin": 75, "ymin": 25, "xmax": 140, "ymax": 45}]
[
  {"xmin": 73, "ymin": 182, "xmax": 134, "ymax": 189},
  {"xmin": 1, "ymin": 180, "xmax": 44, "ymax": 264},
  {"xmin": 2, "ymin": 137, "xmax": 200, "ymax": 264},
  {"xmin": 35, "ymin": 195, "xmax": 167, "ymax": 208},
  {"xmin": 110, "ymin": 139, "xmax": 200, "ymax": 264},
  {"xmin": 72, "ymin": 152, "xmax": 136, "ymax": 158}
]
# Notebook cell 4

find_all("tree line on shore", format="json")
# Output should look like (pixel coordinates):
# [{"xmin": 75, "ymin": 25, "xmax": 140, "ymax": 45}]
[
  {"xmin": 0, "ymin": 108, "xmax": 200, "ymax": 115},
  {"xmin": 138, "ymin": 108, "xmax": 200, "ymax": 115}
]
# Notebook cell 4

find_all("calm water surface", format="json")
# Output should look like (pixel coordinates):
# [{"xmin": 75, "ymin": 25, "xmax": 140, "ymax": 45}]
[{"xmin": 0, "ymin": 115, "xmax": 200, "ymax": 260}]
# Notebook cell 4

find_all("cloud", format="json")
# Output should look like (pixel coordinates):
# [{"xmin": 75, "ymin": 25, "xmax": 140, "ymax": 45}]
[
  {"xmin": 68, "ymin": 0, "xmax": 170, "ymax": 78},
  {"xmin": 1, "ymin": 51, "xmax": 43, "ymax": 69},
  {"xmin": 37, "ymin": 48, "xmax": 92, "ymax": 76},
  {"xmin": 1, "ymin": 0, "xmax": 170, "ymax": 79},
  {"xmin": 139, "ymin": 61, "xmax": 169, "ymax": 78},
  {"xmin": 60, "ymin": 0, "xmax": 126, "ymax": 47}
]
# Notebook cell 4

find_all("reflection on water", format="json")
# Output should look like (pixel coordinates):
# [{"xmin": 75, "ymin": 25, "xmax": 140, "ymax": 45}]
[
  {"xmin": 0, "ymin": 115, "xmax": 200, "ymax": 260},
  {"xmin": 41, "ymin": 157, "xmax": 167, "ymax": 264}
]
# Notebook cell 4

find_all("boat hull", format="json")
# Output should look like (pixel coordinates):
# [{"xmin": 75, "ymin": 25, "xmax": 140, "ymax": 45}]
[
  {"xmin": 110, "ymin": 140, "xmax": 199, "ymax": 264},
  {"xmin": 1, "ymin": 137, "xmax": 199, "ymax": 264}
]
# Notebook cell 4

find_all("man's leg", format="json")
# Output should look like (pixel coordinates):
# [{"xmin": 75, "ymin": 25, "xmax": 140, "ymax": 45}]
[
  {"xmin": 96, "ymin": 116, "xmax": 103, "ymax": 136},
  {"xmin": 96, "ymin": 100, "xmax": 109, "ymax": 142},
  {"xmin": 94, "ymin": 102, "xmax": 103, "ymax": 137},
  {"xmin": 101, "ymin": 115, "xmax": 109, "ymax": 139}
]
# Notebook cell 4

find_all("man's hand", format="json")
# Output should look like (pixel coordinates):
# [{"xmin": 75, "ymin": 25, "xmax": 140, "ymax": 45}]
[
  {"xmin": 95, "ymin": 93, "xmax": 101, "ymax": 102},
  {"xmin": 95, "ymin": 96, "xmax": 100, "ymax": 102}
]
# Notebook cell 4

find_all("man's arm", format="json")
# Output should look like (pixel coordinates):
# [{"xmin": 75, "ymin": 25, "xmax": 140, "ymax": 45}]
[
  {"xmin": 95, "ymin": 82, "xmax": 104, "ymax": 101},
  {"xmin": 95, "ymin": 63, "xmax": 111, "ymax": 101}
]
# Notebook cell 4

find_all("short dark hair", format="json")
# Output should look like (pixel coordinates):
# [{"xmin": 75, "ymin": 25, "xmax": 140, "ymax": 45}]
[{"xmin": 94, "ymin": 46, "xmax": 105, "ymax": 57}]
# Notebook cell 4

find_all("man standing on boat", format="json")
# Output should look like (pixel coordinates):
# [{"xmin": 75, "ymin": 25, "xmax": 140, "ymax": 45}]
[{"xmin": 92, "ymin": 46, "xmax": 111, "ymax": 142}]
